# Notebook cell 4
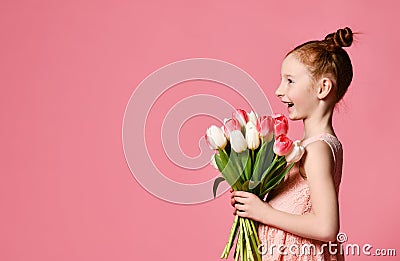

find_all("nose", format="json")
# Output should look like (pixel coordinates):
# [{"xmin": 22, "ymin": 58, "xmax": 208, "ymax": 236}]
[{"xmin": 275, "ymin": 81, "xmax": 285, "ymax": 98}]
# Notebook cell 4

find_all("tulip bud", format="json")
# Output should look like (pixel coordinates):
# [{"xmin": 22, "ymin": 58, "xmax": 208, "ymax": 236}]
[
  {"xmin": 245, "ymin": 121, "xmax": 260, "ymax": 150},
  {"xmin": 272, "ymin": 113, "xmax": 289, "ymax": 136},
  {"xmin": 232, "ymin": 109, "xmax": 248, "ymax": 127},
  {"xmin": 205, "ymin": 125, "xmax": 227, "ymax": 150},
  {"xmin": 247, "ymin": 111, "xmax": 258, "ymax": 125},
  {"xmin": 256, "ymin": 116, "xmax": 274, "ymax": 142},
  {"xmin": 229, "ymin": 130, "xmax": 248, "ymax": 153},
  {"xmin": 273, "ymin": 134, "xmax": 293, "ymax": 156},
  {"xmin": 285, "ymin": 140, "xmax": 305, "ymax": 163},
  {"xmin": 222, "ymin": 118, "xmax": 241, "ymax": 139}
]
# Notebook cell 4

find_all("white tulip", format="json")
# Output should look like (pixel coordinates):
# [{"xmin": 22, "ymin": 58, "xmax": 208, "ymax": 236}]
[
  {"xmin": 205, "ymin": 125, "xmax": 227, "ymax": 150},
  {"xmin": 245, "ymin": 121, "xmax": 260, "ymax": 150},
  {"xmin": 285, "ymin": 140, "xmax": 305, "ymax": 163},
  {"xmin": 247, "ymin": 111, "xmax": 258, "ymax": 125},
  {"xmin": 229, "ymin": 130, "xmax": 248, "ymax": 153}
]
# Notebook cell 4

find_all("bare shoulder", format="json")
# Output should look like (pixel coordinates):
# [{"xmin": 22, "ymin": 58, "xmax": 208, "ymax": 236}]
[{"xmin": 300, "ymin": 140, "xmax": 334, "ymax": 179}]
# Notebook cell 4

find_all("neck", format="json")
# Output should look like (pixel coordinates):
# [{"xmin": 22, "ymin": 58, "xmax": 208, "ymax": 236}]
[{"xmin": 302, "ymin": 105, "xmax": 335, "ymax": 141}]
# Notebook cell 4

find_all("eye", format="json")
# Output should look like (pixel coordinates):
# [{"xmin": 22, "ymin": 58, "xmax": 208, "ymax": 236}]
[{"xmin": 287, "ymin": 78, "xmax": 294, "ymax": 84}]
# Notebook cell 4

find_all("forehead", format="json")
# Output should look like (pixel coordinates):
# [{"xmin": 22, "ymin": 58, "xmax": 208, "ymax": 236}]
[{"xmin": 281, "ymin": 54, "xmax": 309, "ymax": 76}]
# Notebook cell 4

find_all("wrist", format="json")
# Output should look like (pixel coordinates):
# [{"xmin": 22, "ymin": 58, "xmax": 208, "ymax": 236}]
[{"xmin": 260, "ymin": 202, "xmax": 273, "ymax": 225}]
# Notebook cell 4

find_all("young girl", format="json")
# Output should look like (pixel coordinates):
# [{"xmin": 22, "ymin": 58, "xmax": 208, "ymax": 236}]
[{"xmin": 231, "ymin": 27, "xmax": 354, "ymax": 260}]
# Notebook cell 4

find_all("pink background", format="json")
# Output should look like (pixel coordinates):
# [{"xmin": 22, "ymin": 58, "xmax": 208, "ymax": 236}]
[{"xmin": 1, "ymin": 0, "xmax": 399, "ymax": 260}]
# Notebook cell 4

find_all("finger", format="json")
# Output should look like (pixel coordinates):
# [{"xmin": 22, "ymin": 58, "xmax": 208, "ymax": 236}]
[
  {"xmin": 236, "ymin": 210, "xmax": 246, "ymax": 218},
  {"xmin": 233, "ymin": 196, "xmax": 246, "ymax": 204},
  {"xmin": 230, "ymin": 198, "xmax": 236, "ymax": 207},
  {"xmin": 229, "ymin": 188, "xmax": 234, "ymax": 193},
  {"xmin": 235, "ymin": 203, "xmax": 246, "ymax": 211},
  {"xmin": 232, "ymin": 190, "xmax": 250, "ymax": 198}
]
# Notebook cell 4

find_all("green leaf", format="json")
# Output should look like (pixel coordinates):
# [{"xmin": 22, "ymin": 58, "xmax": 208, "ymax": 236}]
[
  {"xmin": 260, "ymin": 156, "xmax": 287, "ymax": 183},
  {"xmin": 218, "ymin": 148, "xmax": 229, "ymax": 166},
  {"xmin": 215, "ymin": 154, "xmax": 235, "ymax": 187},
  {"xmin": 260, "ymin": 162, "xmax": 295, "ymax": 196},
  {"xmin": 261, "ymin": 160, "xmax": 286, "ymax": 188},
  {"xmin": 238, "ymin": 150, "xmax": 251, "ymax": 180},
  {"xmin": 214, "ymin": 154, "xmax": 225, "ymax": 172},
  {"xmin": 228, "ymin": 150, "xmax": 245, "ymax": 184},
  {"xmin": 234, "ymin": 181, "xmax": 243, "ymax": 191},
  {"xmin": 264, "ymin": 140, "xmax": 275, "ymax": 167},
  {"xmin": 253, "ymin": 141, "xmax": 275, "ymax": 183},
  {"xmin": 242, "ymin": 180, "xmax": 250, "ymax": 192},
  {"xmin": 252, "ymin": 142, "xmax": 268, "ymax": 181},
  {"xmin": 212, "ymin": 176, "xmax": 225, "ymax": 199},
  {"xmin": 258, "ymin": 156, "xmax": 279, "ymax": 184}
]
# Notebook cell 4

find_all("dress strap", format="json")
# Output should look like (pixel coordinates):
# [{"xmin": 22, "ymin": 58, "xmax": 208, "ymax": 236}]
[
  {"xmin": 301, "ymin": 133, "xmax": 341, "ymax": 161},
  {"xmin": 301, "ymin": 133, "xmax": 335, "ymax": 148}
]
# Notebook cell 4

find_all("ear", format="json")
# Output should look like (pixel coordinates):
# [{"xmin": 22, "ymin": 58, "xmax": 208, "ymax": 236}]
[{"xmin": 317, "ymin": 78, "xmax": 333, "ymax": 99}]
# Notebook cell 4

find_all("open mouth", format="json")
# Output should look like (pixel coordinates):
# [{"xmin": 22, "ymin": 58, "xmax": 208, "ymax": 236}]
[{"xmin": 283, "ymin": 101, "xmax": 294, "ymax": 108}]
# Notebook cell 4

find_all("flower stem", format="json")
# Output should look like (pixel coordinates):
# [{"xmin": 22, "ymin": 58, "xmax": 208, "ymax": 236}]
[
  {"xmin": 238, "ymin": 218, "xmax": 244, "ymax": 260},
  {"xmin": 220, "ymin": 214, "xmax": 239, "ymax": 258},
  {"xmin": 242, "ymin": 219, "xmax": 255, "ymax": 261},
  {"xmin": 246, "ymin": 218, "xmax": 262, "ymax": 261}
]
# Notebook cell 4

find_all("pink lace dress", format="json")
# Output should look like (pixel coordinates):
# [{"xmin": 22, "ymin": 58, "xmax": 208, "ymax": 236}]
[{"xmin": 258, "ymin": 133, "xmax": 345, "ymax": 261}]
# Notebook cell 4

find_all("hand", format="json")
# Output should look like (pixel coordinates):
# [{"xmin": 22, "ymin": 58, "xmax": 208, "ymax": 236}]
[{"xmin": 231, "ymin": 190, "xmax": 272, "ymax": 223}]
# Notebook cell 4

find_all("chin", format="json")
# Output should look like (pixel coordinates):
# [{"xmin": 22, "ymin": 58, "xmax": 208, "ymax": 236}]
[
  {"xmin": 288, "ymin": 113, "xmax": 304, "ymax": 121},
  {"xmin": 287, "ymin": 113, "xmax": 297, "ymax": 120}
]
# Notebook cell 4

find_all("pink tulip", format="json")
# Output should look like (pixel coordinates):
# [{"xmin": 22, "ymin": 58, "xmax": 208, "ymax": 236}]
[
  {"xmin": 205, "ymin": 125, "xmax": 227, "ymax": 150},
  {"xmin": 272, "ymin": 114, "xmax": 289, "ymax": 136},
  {"xmin": 229, "ymin": 130, "xmax": 248, "ymax": 153},
  {"xmin": 285, "ymin": 140, "xmax": 305, "ymax": 163},
  {"xmin": 232, "ymin": 109, "xmax": 248, "ymax": 127},
  {"xmin": 222, "ymin": 118, "xmax": 241, "ymax": 139},
  {"xmin": 273, "ymin": 134, "xmax": 293, "ymax": 156},
  {"xmin": 256, "ymin": 116, "xmax": 274, "ymax": 142}
]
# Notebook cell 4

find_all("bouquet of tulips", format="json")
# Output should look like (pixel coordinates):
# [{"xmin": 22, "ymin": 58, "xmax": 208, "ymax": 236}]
[{"xmin": 206, "ymin": 109, "xmax": 305, "ymax": 261}]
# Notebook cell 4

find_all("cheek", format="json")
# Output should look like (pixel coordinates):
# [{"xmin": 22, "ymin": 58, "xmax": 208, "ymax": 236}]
[
  {"xmin": 287, "ymin": 88, "xmax": 303, "ymax": 101},
  {"xmin": 287, "ymin": 89, "xmax": 311, "ymax": 108}
]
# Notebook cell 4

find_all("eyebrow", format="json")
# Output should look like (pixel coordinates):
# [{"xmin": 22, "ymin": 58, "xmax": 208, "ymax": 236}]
[{"xmin": 282, "ymin": 74, "xmax": 295, "ymax": 78}]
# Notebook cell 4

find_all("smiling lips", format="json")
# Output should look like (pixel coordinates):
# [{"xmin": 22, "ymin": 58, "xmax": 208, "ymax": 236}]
[{"xmin": 282, "ymin": 101, "xmax": 294, "ymax": 107}]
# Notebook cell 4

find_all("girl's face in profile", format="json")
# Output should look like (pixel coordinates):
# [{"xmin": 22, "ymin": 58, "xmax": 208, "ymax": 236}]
[{"xmin": 275, "ymin": 54, "xmax": 319, "ymax": 121}]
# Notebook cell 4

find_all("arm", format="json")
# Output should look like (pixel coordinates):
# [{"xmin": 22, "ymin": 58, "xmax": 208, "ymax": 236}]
[{"xmin": 232, "ymin": 141, "xmax": 340, "ymax": 242}]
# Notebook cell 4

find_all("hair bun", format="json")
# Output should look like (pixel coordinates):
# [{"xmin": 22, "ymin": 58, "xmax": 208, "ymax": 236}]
[{"xmin": 324, "ymin": 27, "xmax": 353, "ymax": 49}]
